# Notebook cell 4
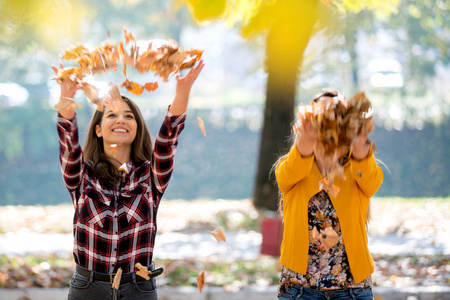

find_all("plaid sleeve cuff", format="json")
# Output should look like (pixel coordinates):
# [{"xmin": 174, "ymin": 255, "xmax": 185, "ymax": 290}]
[{"xmin": 165, "ymin": 105, "xmax": 186, "ymax": 128}]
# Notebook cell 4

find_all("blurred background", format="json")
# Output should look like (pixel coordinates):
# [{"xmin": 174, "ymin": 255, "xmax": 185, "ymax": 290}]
[
  {"xmin": 0, "ymin": 0, "xmax": 448, "ymax": 207},
  {"xmin": 0, "ymin": 0, "xmax": 449, "ymax": 295}
]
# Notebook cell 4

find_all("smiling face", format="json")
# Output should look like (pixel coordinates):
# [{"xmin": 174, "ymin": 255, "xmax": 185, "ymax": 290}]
[{"xmin": 95, "ymin": 102, "xmax": 138, "ymax": 149}]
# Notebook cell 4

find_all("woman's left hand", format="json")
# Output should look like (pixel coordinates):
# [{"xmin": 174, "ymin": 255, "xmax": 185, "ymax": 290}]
[
  {"xmin": 351, "ymin": 134, "xmax": 371, "ymax": 160},
  {"xmin": 170, "ymin": 60, "xmax": 205, "ymax": 115}
]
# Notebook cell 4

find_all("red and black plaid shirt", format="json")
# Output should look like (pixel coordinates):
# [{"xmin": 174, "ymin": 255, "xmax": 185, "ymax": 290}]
[{"xmin": 57, "ymin": 108, "xmax": 185, "ymax": 274}]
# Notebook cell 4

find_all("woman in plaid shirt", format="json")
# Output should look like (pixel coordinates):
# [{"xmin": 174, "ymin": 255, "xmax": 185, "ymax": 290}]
[{"xmin": 53, "ymin": 61, "xmax": 204, "ymax": 300}]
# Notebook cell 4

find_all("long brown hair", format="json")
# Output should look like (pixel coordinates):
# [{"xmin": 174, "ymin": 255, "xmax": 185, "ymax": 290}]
[{"xmin": 83, "ymin": 95, "xmax": 153, "ymax": 185}]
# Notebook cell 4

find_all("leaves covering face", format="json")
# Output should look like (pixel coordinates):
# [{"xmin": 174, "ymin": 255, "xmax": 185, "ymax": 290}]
[{"xmin": 297, "ymin": 92, "xmax": 375, "ymax": 196}]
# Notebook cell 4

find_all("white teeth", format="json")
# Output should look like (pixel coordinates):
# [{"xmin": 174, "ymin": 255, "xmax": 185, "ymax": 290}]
[{"xmin": 114, "ymin": 128, "xmax": 127, "ymax": 132}]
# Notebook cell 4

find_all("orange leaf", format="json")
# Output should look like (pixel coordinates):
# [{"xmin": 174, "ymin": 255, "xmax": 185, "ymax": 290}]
[
  {"xmin": 119, "ymin": 162, "xmax": 129, "ymax": 174},
  {"xmin": 197, "ymin": 270, "xmax": 205, "ymax": 293},
  {"xmin": 53, "ymin": 97, "xmax": 82, "ymax": 111},
  {"xmin": 197, "ymin": 117, "xmax": 206, "ymax": 136},
  {"xmin": 144, "ymin": 82, "xmax": 158, "ymax": 92},
  {"xmin": 121, "ymin": 79, "xmax": 144, "ymax": 95},
  {"xmin": 135, "ymin": 263, "xmax": 150, "ymax": 280},
  {"xmin": 109, "ymin": 144, "xmax": 117, "ymax": 157},
  {"xmin": 209, "ymin": 227, "xmax": 226, "ymax": 243},
  {"xmin": 124, "ymin": 28, "xmax": 135, "ymax": 44},
  {"xmin": 319, "ymin": 227, "xmax": 339, "ymax": 250}
]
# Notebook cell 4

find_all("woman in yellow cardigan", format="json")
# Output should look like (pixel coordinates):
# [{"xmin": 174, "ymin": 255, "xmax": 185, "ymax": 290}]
[{"xmin": 275, "ymin": 90, "xmax": 383, "ymax": 300}]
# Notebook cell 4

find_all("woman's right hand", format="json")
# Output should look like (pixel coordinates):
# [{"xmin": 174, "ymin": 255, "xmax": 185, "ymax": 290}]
[
  {"xmin": 52, "ymin": 65, "xmax": 80, "ymax": 119},
  {"xmin": 294, "ymin": 113, "xmax": 318, "ymax": 157}
]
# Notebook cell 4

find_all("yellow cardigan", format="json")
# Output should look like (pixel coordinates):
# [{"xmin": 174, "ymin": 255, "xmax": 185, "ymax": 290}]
[{"xmin": 275, "ymin": 144, "xmax": 383, "ymax": 284}]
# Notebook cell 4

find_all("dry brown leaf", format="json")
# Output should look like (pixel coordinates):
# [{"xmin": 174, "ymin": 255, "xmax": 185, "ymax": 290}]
[
  {"xmin": 109, "ymin": 144, "xmax": 117, "ymax": 157},
  {"xmin": 102, "ymin": 82, "xmax": 122, "ymax": 113},
  {"xmin": 54, "ymin": 97, "xmax": 82, "ymax": 111},
  {"xmin": 319, "ymin": 227, "xmax": 339, "ymax": 250},
  {"xmin": 209, "ymin": 227, "xmax": 226, "ymax": 243},
  {"xmin": 197, "ymin": 270, "xmax": 205, "ymax": 293},
  {"xmin": 124, "ymin": 28, "xmax": 135, "ymax": 44},
  {"xmin": 144, "ymin": 82, "xmax": 158, "ymax": 92},
  {"xmin": 111, "ymin": 268, "xmax": 122, "ymax": 289},
  {"xmin": 119, "ymin": 162, "xmax": 129, "ymax": 174},
  {"xmin": 311, "ymin": 226, "xmax": 319, "ymax": 240},
  {"xmin": 54, "ymin": 30, "xmax": 203, "ymax": 109},
  {"xmin": 197, "ymin": 117, "xmax": 206, "ymax": 136},
  {"xmin": 121, "ymin": 79, "xmax": 144, "ymax": 95},
  {"xmin": 135, "ymin": 263, "xmax": 150, "ymax": 280}
]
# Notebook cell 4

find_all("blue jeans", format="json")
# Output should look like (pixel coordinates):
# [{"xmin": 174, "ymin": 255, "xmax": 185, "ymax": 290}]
[
  {"xmin": 68, "ymin": 270, "xmax": 158, "ymax": 300},
  {"xmin": 278, "ymin": 286, "xmax": 373, "ymax": 300}
]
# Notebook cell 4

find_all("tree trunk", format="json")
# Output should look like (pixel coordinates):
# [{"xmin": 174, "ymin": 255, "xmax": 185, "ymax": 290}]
[{"xmin": 252, "ymin": 0, "xmax": 319, "ymax": 211}]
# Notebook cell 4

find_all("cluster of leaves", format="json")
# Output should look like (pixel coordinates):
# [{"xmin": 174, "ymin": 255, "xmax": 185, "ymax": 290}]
[
  {"xmin": 54, "ymin": 29, "xmax": 203, "ymax": 111},
  {"xmin": 297, "ymin": 92, "xmax": 374, "ymax": 196}
]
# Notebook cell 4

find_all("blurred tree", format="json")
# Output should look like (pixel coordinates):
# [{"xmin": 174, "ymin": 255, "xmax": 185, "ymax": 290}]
[{"xmin": 183, "ymin": 0, "xmax": 400, "ymax": 210}]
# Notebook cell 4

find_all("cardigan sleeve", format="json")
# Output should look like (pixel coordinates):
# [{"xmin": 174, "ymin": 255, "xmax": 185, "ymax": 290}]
[
  {"xmin": 275, "ymin": 143, "xmax": 315, "ymax": 194},
  {"xmin": 350, "ymin": 146, "xmax": 383, "ymax": 198}
]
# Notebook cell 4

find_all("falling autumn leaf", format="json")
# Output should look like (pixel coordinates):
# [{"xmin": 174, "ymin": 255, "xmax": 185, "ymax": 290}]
[
  {"xmin": 119, "ymin": 163, "xmax": 129, "ymax": 174},
  {"xmin": 54, "ymin": 97, "xmax": 82, "ymax": 111},
  {"xmin": 209, "ymin": 227, "xmax": 226, "ymax": 243},
  {"xmin": 197, "ymin": 117, "xmax": 206, "ymax": 136},
  {"xmin": 123, "ymin": 28, "xmax": 135, "ymax": 44},
  {"xmin": 197, "ymin": 270, "xmax": 205, "ymax": 293},
  {"xmin": 54, "ymin": 29, "xmax": 203, "ymax": 111},
  {"xmin": 121, "ymin": 79, "xmax": 145, "ymax": 95},
  {"xmin": 319, "ymin": 227, "xmax": 339, "ymax": 250},
  {"xmin": 111, "ymin": 268, "xmax": 123, "ymax": 289},
  {"xmin": 311, "ymin": 226, "xmax": 319, "ymax": 240},
  {"xmin": 109, "ymin": 144, "xmax": 117, "ymax": 157},
  {"xmin": 144, "ymin": 82, "xmax": 158, "ymax": 92},
  {"xmin": 135, "ymin": 263, "xmax": 150, "ymax": 280}
]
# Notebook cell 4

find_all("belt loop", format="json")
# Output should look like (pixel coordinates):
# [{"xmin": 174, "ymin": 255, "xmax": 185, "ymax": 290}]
[
  {"xmin": 349, "ymin": 288, "xmax": 356, "ymax": 300},
  {"xmin": 297, "ymin": 286, "xmax": 304, "ymax": 299},
  {"xmin": 131, "ymin": 272, "xmax": 137, "ymax": 284},
  {"xmin": 90, "ymin": 269, "xmax": 95, "ymax": 283}
]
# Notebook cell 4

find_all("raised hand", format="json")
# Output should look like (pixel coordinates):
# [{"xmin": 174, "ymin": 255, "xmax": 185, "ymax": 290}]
[{"xmin": 170, "ymin": 60, "xmax": 205, "ymax": 116}]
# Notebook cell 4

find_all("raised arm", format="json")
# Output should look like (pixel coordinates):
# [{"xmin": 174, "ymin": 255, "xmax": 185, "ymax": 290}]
[
  {"xmin": 52, "ymin": 66, "xmax": 84, "ymax": 195},
  {"xmin": 152, "ymin": 61, "xmax": 204, "ymax": 196},
  {"xmin": 169, "ymin": 60, "xmax": 204, "ymax": 116},
  {"xmin": 350, "ymin": 135, "xmax": 383, "ymax": 197}
]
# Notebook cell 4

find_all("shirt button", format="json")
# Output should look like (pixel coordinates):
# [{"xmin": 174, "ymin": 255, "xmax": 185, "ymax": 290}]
[{"xmin": 114, "ymin": 248, "xmax": 117, "ymax": 251}]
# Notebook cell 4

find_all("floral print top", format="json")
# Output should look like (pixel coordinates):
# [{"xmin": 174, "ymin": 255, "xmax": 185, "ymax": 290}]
[{"xmin": 278, "ymin": 190, "xmax": 372, "ymax": 295}]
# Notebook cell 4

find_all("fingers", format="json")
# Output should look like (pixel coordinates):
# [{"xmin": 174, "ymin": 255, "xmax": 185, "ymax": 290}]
[
  {"xmin": 51, "ymin": 65, "xmax": 58, "ymax": 74},
  {"xmin": 179, "ymin": 60, "xmax": 204, "ymax": 81}
]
